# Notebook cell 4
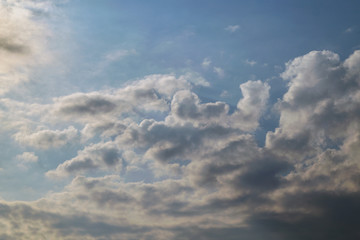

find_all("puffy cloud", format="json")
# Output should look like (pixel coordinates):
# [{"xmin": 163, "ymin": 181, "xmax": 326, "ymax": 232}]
[
  {"xmin": 167, "ymin": 90, "xmax": 229, "ymax": 126},
  {"xmin": 266, "ymin": 50, "xmax": 360, "ymax": 157},
  {"xmin": 230, "ymin": 80, "xmax": 270, "ymax": 130},
  {"xmin": 4, "ymin": 48, "xmax": 360, "ymax": 239},
  {"xmin": 13, "ymin": 126, "xmax": 78, "ymax": 149},
  {"xmin": 53, "ymin": 92, "xmax": 123, "ymax": 120},
  {"xmin": 46, "ymin": 141, "xmax": 122, "ymax": 178},
  {"xmin": 50, "ymin": 73, "xmax": 193, "ymax": 123},
  {"xmin": 81, "ymin": 120, "xmax": 128, "ymax": 141}
]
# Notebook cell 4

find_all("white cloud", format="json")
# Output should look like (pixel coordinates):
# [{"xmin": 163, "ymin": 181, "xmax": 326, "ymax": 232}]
[
  {"xmin": 220, "ymin": 90, "xmax": 230, "ymax": 97},
  {"xmin": 94, "ymin": 48, "xmax": 137, "ymax": 74},
  {"xmin": 16, "ymin": 152, "xmax": 38, "ymax": 169},
  {"xmin": 3, "ymin": 49, "xmax": 360, "ymax": 239},
  {"xmin": 105, "ymin": 49, "xmax": 136, "ymax": 62},
  {"xmin": 46, "ymin": 141, "xmax": 122, "ymax": 178},
  {"xmin": 245, "ymin": 59, "xmax": 257, "ymax": 66},
  {"xmin": 213, "ymin": 67, "xmax": 225, "ymax": 78},
  {"xmin": 230, "ymin": 80, "xmax": 270, "ymax": 130},
  {"xmin": 16, "ymin": 152, "xmax": 38, "ymax": 163},
  {"xmin": 179, "ymin": 71, "xmax": 210, "ymax": 87},
  {"xmin": 225, "ymin": 25, "xmax": 240, "ymax": 33},
  {"xmin": 202, "ymin": 57, "xmax": 211, "ymax": 69},
  {"xmin": 14, "ymin": 126, "xmax": 78, "ymax": 149}
]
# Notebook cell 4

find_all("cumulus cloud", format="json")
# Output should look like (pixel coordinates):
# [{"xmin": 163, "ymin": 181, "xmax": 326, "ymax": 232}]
[
  {"xmin": 229, "ymin": 80, "xmax": 270, "ymax": 130},
  {"xmin": 46, "ymin": 141, "xmax": 122, "ymax": 178},
  {"xmin": 14, "ymin": 126, "xmax": 78, "ymax": 149},
  {"xmin": 266, "ymin": 50, "xmax": 360, "ymax": 156},
  {"xmin": 167, "ymin": 90, "xmax": 229, "ymax": 126},
  {"xmin": 3, "ymin": 49, "xmax": 360, "ymax": 239},
  {"xmin": 49, "ymin": 74, "xmax": 194, "ymax": 123}
]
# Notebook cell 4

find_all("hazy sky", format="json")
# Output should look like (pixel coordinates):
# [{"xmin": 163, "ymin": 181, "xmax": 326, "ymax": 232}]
[{"xmin": 1, "ymin": 0, "xmax": 360, "ymax": 239}]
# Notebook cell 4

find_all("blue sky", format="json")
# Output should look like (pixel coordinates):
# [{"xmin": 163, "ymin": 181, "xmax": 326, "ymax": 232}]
[{"xmin": 1, "ymin": 0, "xmax": 360, "ymax": 239}]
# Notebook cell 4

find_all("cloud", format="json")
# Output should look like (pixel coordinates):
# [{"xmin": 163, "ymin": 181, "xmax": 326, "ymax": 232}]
[
  {"xmin": 46, "ymin": 141, "xmax": 122, "ymax": 178},
  {"xmin": 14, "ymin": 126, "xmax": 78, "ymax": 149},
  {"xmin": 225, "ymin": 25, "xmax": 240, "ymax": 33},
  {"xmin": 54, "ymin": 93, "xmax": 120, "ymax": 116},
  {"xmin": 49, "ymin": 73, "xmax": 193, "ymax": 123},
  {"xmin": 345, "ymin": 27, "xmax": 353, "ymax": 33},
  {"xmin": 230, "ymin": 80, "xmax": 270, "ymax": 130},
  {"xmin": 94, "ymin": 49, "xmax": 137, "ymax": 74},
  {"xmin": 0, "ymin": 1, "xmax": 52, "ymax": 94},
  {"xmin": 213, "ymin": 67, "xmax": 225, "ymax": 78},
  {"xmin": 105, "ymin": 49, "xmax": 136, "ymax": 62},
  {"xmin": 180, "ymin": 71, "xmax": 210, "ymax": 87},
  {"xmin": 16, "ymin": 152, "xmax": 38, "ymax": 163},
  {"xmin": 168, "ymin": 90, "xmax": 229, "ymax": 125},
  {"xmin": 202, "ymin": 57, "xmax": 211, "ymax": 69},
  {"xmin": 266, "ymin": 50, "xmax": 360, "ymax": 156},
  {"xmin": 220, "ymin": 90, "xmax": 230, "ymax": 97},
  {"xmin": 245, "ymin": 59, "xmax": 257, "ymax": 66},
  {"xmin": 3, "ymin": 49, "xmax": 360, "ymax": 239},
  {"xmin": 16, "ymin": 152, "xmax": 38, "ymax": 169}
]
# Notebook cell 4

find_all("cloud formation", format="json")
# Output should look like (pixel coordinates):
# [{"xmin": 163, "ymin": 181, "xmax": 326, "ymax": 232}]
[{"xmin": 1, "ymin": 50, "xmax": 360, "ymax": 239}]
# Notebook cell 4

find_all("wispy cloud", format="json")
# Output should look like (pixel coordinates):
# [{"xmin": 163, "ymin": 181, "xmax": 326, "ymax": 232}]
[
  {"xmin": 225, "ymin": 24, "xmax": 240, "ymax": 33},
  {"xmin": 94, "ymin": 49, "xmax": 137, "ymax": 74},
  {"xmin": 202, "ymin": 57, "xmax": 211, "ymax": 69},
  {"xmin": 213, "ymin": 67, "xmax": 225, "ymax": 78},
  {"xmin": 16, "ymin": 152, "xmax": 38, "ymax": 169},
  {"xmin": 245, "ymin": 59, "xmax": 257, "ymax": 66},
  {"xmin": 345, "ymin": 27, "xmax": 354, "ymax": 33}
]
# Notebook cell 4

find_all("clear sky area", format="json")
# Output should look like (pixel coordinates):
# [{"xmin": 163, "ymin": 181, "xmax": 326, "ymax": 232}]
[{"xmin": 1, "ymin": 0, "xmax": 360, "ymax": 239}]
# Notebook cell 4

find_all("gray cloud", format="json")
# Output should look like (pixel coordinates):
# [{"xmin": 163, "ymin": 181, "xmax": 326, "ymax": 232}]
[
  {"xmin": 46, "ymin": 141, "xmax": 122, "ymax": 178},
  {"xmin": 0, "ymin": 38, "xmax": 29, "ymax": 54},
  {"xmin": 3, "ymin": 49, "xmax": 360, "ymax": 239}
]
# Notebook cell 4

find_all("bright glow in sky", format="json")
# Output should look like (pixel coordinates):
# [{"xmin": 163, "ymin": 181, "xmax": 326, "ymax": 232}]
[{"xmin": 1, "ymin": 0, "xmax": 360, "ymax": 239}]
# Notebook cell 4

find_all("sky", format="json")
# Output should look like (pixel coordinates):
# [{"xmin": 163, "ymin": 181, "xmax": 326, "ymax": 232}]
[{"xmin": 1, "ymin": 0, "xmax": 360, "ymax": 239}]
